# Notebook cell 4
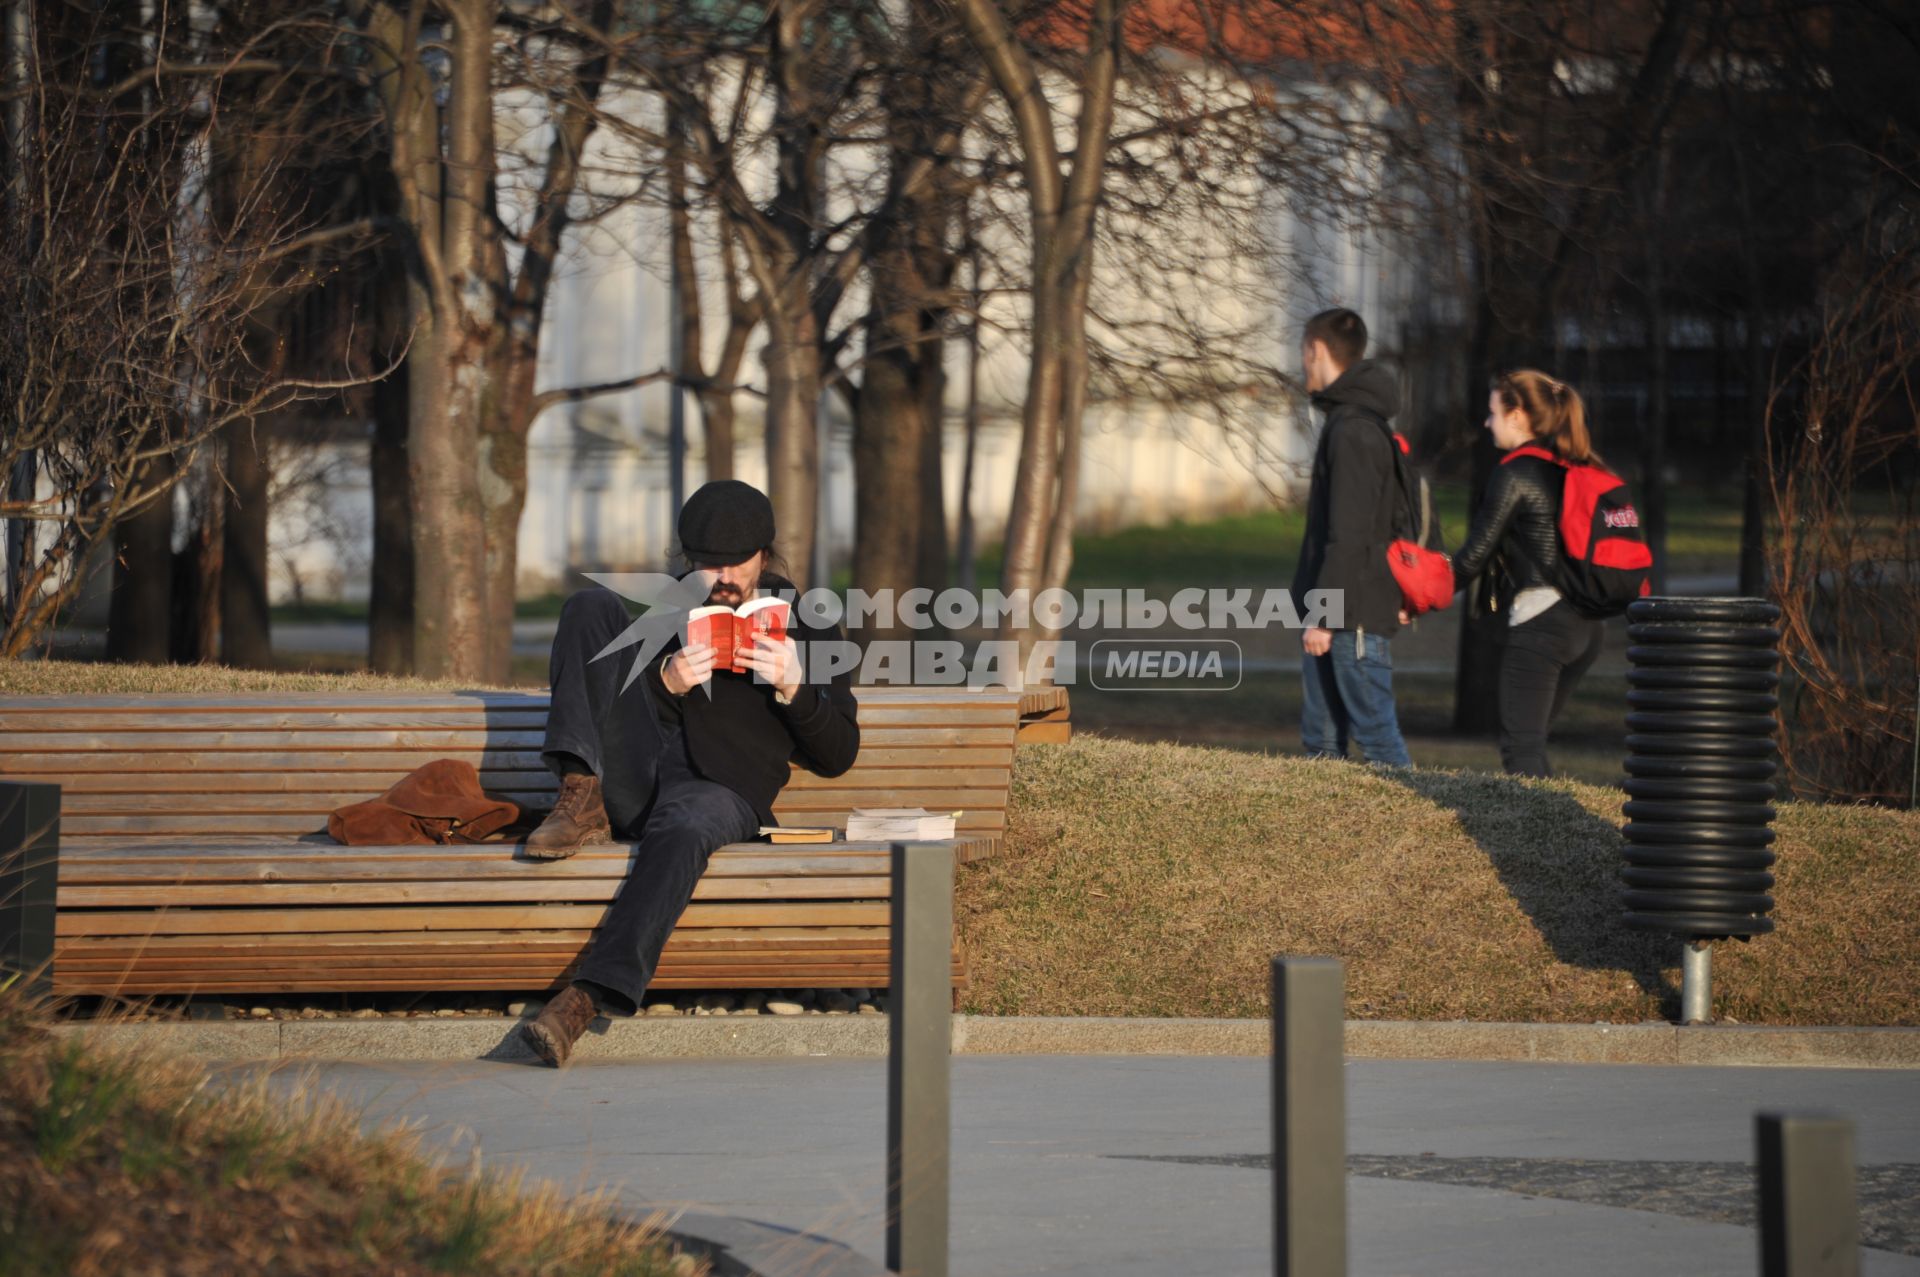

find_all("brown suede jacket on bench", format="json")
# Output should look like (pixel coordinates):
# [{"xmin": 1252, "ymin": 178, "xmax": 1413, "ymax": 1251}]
[{"xmin": 328, "ymin": 758, "xmax": 522, "ymax": 845}]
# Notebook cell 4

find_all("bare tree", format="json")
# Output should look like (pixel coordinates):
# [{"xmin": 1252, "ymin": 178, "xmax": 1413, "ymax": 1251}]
[
  {"xmin": 955, "ymin": 0, "xmax": 1124, "ymax": 619},
  {"xmin": 0, "ymin": 2, "xmax": 378, "ymax": 659},
  {"xmin": 664, "ymin": 88, "xmax": 763, "ymax": 485},
  {"xmin": 1768, "ymin": 220, "xmax": 1920, "ymax": 805}
]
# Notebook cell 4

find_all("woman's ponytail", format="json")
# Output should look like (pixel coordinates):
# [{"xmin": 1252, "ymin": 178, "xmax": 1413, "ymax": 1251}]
[{"xmin": 1493, "ymin": 370, "xmax": 1604, "ymax": 468}]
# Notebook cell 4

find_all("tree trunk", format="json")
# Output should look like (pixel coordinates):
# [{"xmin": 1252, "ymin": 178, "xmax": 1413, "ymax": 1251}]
[
  {"xmin": 700, "ymin": 233, "xmax": 758, "ymax": 484},
  {"xmin": 1734, "ymin": 143, "xmax": 1768, "ymax": 598},
  {"xmin": 756, "ymin": 6, "xmax": 829, "ymax": 587},
  {"xmin": 1452, "ymin": 283, "xmax": 1505, "ymax": 736},
  {"xmin": 852, "ymin": 364, "xmax": 922, "ymax": 643},
  {"xmin": 1641, "ymin": 152, "xmax": 1670, "ymax": 597},
  {"xmin": 107, "ymin": 457, "xmax": 174, "ymax": 664},
  {"xmin": 854, "ymin": 145, "xmax": 955, "ymax": 637},
  {"xmin": 955, "ymin": 235, "xmax": 984, "ymax": 594},
  {"xmin": 700, "ymin": 391, "xmax": 737, "ymax": 483},
  {"xmin": 221, "ymin": 418, "xmax": 272, "ymax": 668},
  {"xmin": 386, "ymin": 0, "xmax": 489, "ymax": 682},
  {"xmin": 408, "ymin": 325, "xmax": 489, "ymax": 680},
  {"xmin": 479, "ymin": 417, "xmax": 528, "ymax": 684},
  {"xmin": 191, "ymin": 460, "xmax": 224, "ymax": 662},
  {"xmin": 957, "ymin": 0, "xmax": 1120, "ymax": 644},
  {"xmin": 368, "ymin": 364, "xmax": 414, "ymax": 674},
  {"xmin": 915, "ymin": 332, "xmax": 950, "ymax": 594},
  {"xmin": 763, "ymin": 292, "xmax": 820, "ymax": 585}
]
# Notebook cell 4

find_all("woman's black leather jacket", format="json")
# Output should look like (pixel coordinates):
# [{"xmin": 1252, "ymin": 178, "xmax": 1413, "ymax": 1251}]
[{"xmin": 1451, "ymin": 452, "xmax": 1563, "ymax": 610}]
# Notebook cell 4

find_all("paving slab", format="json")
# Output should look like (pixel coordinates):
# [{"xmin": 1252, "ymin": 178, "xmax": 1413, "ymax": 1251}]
[{"xmin": 241, "ymin": 1055, "xmax": 1920, "ymax": 1277}]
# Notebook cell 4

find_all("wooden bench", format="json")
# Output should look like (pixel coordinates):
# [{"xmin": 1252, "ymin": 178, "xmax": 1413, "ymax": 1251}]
[{"xmin": 0, "ymin": 684, "xmax": 1065, "ymax": 999}]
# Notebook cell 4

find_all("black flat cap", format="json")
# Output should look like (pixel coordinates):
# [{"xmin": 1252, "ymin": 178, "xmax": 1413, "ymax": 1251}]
[{"xmin": 678, "ymin": 479, "xmax": 776, "ymax": 563}]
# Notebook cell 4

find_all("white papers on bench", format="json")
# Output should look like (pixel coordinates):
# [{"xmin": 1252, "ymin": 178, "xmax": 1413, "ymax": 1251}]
[{"xmin": 844, "ymin": 808, "xmax": 959, "ymax": 841}]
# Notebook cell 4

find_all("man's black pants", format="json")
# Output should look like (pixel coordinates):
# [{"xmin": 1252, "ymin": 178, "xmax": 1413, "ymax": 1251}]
[
  {"xmin": 1497, "ymin": 600, "xmax": 1605, "ymax": 778},
  {"xmin": 541, "ymin": 587, "xmax": 758, "ymax": 1013}
]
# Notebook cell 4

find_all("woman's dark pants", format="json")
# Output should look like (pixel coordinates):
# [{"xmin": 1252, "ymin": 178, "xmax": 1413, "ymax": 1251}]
[{"xmin": 1497, "ymin": 600, "xmax": 1606, "ymax": 777}]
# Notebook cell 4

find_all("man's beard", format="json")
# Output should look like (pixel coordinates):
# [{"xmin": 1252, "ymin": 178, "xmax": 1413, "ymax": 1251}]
[{"xmin": 707, "ymin": 583, "xmax": 744, "ymax": 606}]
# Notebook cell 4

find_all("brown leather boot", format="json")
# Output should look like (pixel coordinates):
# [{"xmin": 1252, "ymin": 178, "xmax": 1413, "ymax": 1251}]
[
  {"xmin": 524, "ymin": 773, "xmax": 610, "ymax": 860},
  {"xmin": 521, "ymin": 984, "xmax": 600, "ymax": 1067}
]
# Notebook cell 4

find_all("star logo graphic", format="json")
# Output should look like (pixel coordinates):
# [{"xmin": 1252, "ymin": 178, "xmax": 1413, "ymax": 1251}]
[{"xmin": 580, "ymin": 570, "xmax": 719, "ymax": 695}]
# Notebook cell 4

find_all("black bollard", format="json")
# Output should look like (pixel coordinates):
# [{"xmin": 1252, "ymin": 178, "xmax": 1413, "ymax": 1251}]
[
  {"xmin": 0, "ymin": 782, "xmax": 60, "ymax": 1000},
  {"xmin": 1621, "ymin": 597, "xmax": 1782, "ymax": 1022}
]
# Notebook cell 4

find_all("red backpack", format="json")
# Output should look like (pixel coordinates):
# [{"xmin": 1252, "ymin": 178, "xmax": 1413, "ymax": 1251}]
[
  {"xmin": 1502, "ymin": 445, "xmax": 1653, "ymax": 617},
  {"xmin": 1380, "ymin": 425, "xmax": 1455, "ymax": 616}
]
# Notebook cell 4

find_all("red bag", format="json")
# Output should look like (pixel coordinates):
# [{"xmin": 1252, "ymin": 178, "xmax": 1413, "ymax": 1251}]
[
  {"xmin": 1381, "ymin": 427, "xmax": 1454, "ymax": 616},
  {"xmin": 1387, "ymin": 537, "xmax": 1455, "ymax": 615}
]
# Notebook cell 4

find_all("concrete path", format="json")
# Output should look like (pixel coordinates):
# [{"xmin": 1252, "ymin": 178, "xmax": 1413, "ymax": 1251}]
[{"xmin": 257, "ymin": 1055, "xmax": 1919, "ymax": 1276}]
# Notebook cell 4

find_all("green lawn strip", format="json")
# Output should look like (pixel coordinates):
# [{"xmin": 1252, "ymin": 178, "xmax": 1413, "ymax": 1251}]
[
  {"xmin": 956, "ymin": 735, "xmax": 1919, "ymax": 1026},
  {"xmin": 972, "ymin": 482, "xmax": 1747, "ymax": 590},
  {"xmin": 0, "ymin": 985, "xmax": 694, "ymax": 1276}
]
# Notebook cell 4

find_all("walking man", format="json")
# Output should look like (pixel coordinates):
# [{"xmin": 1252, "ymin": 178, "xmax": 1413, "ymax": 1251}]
[
  {"xmin": 520, "ymin": 479, "xmax": 860, "ymax": 1065},
  {"xmin": 1290, "ymin": 307, "xmax": 1413, "ymax": 767}
]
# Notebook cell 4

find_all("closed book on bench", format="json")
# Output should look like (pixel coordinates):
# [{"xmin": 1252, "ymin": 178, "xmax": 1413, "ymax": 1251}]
[
  {"xmin": 844, "ymin": 808, "xmax": 959, "ymax": 841},
  {"xmin": 759, "ymin": 825, "xmax": 836, "ymax": 844}
]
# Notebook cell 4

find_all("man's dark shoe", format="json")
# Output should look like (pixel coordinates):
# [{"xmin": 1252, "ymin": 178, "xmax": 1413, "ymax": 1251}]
[
  {"xmin": 524, "ymin": 773, "xmax": 611, "ymax": 860},
  {"xmin": 521, "ymin": 985, "xmax": 599, "ymax": 1067}
]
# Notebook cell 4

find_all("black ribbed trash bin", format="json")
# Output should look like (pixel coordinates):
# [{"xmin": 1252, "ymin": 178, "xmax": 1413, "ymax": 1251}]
[{"xmin": 1621, "ymin": 596, "xmax": 1782, "ymax": 1023}]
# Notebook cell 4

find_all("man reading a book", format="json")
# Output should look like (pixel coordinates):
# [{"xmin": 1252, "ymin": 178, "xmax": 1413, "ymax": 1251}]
[{"xmin": 520, "ymin": 479, "xmax": 860, "ymax": 1066}]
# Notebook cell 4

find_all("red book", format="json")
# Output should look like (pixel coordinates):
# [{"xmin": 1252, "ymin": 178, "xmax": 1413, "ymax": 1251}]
[{"xmin": 685, "ymin": 596, "xmax": 790, "ymax": 674}]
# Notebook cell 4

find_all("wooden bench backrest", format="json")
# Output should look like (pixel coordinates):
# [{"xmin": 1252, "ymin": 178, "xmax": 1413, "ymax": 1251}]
[{"xmin": 0, "ymin": 685, "xmax": 1054, "ymax": 849}]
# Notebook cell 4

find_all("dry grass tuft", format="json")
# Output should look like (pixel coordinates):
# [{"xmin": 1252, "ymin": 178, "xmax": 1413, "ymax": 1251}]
[
  {"xmin": 957, "ymin": 736, "xmax": 1920, "ymax": 1025},
  {"xmin": 0, "ymin": 979, "xmax": 695, "ymax": 1277}
]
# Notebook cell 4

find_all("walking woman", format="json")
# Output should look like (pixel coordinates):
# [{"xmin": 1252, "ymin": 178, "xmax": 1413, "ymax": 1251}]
[{"xmin": 1451, "ymin": 370, "xmax": 1607, "ymax": 776}]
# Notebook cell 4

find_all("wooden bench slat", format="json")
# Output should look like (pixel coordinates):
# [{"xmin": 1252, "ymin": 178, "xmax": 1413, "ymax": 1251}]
[
  {"xmin": 0, "ymin": 749, "xmax": 554, "ymax": 773},
  {"xmin": 59, "ymin": 875, "xmax": 895, "ymax": 907},
  {"xmin": 54, "ymin": 959, "xmax": 953, "ymax": 979},
  {"xmin": 57, "ymin": 925, "xmax": 897, "ymax": 955},
  {"xmin": 52, "ymin": 972, "xmax": 937, "ymax": 995},
  {"xmin": 60, "ymin": 787, "xmax": 1008, "ymax": 817},
  {"xmin": 58, "ymin": 809, "xmax": 1007, "ymax": 837},
  {"xmin": 54, "ymin": 900, "xmax": 890, "ymax": 937},
  {"xmin": 59, "ymin": 791, "xmax": 557, "ymax": 815},
  {"xmin": 57, "ymin": 851, "xmax": 894, "ymax": 882},
  {"xmin": 0, "ymin": 721, "xmax": 1013, "ymax": 754},
  {"xmin": 0, "ymin": 705, "xmax": 1012, "ymax": 733},
  {"xmin": 1, "ymin": 687, "xmax": 1024, "ymax": 711},
  {"xmin": 46, "ymin": 766, "xmax": 1010, "ymax": 795},
  {"xmin": 0, "ymin": 744, "xmax": 1014, "ymax": 773},
  {"xmin": 55, "ymin": 835, "xmax": 999, "ymax": 862}
]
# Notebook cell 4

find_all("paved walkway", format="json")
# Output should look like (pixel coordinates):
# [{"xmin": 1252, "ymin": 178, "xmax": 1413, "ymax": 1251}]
[{"xmin": 258, "ymin": 1055, "xmax": 1919, "ymax": 1276}]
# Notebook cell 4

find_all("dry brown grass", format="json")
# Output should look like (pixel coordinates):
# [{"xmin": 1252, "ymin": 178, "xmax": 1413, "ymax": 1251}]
[
  {"xmin": 0, "ymin": 658, "xmax": 520, "ymax": 696},
  {"xmin": 0, "ymin": 982, "xmax": 695, "ymax": 1276},
  {"xmin": 957, "ymin": 736, "xmax": 1920, "ymax": 1025}
]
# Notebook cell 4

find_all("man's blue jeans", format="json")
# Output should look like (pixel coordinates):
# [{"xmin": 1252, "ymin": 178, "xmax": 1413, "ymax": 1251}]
[{"xmin": 1300, "ymin": 628, "xmax": 1412, "ymax": 767}]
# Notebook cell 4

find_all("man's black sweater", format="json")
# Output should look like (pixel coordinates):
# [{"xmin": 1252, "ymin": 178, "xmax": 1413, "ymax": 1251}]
[
  {"xmin": 1290, "ymin": 360, "xmax": 1405, "ymax": 636},
  {"xmin": 642, "ymin": 573, "xmax": 860, "ymax": 823}
]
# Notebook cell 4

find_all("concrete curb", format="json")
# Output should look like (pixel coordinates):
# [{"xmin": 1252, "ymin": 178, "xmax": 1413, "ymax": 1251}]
[
  {"xmin": 54, "ymin": 1015, "xmax": 1920, "ymax": 1069},
  {"xmin": 646, "ymin": 1209, "xmax": 885, "ymax": 1277}
]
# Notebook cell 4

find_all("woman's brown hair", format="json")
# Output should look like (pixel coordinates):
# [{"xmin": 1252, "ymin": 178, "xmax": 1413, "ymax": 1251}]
[{"xmin": 1493, "ymin": 370, "xmax": 1606, "ymax": 469}]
